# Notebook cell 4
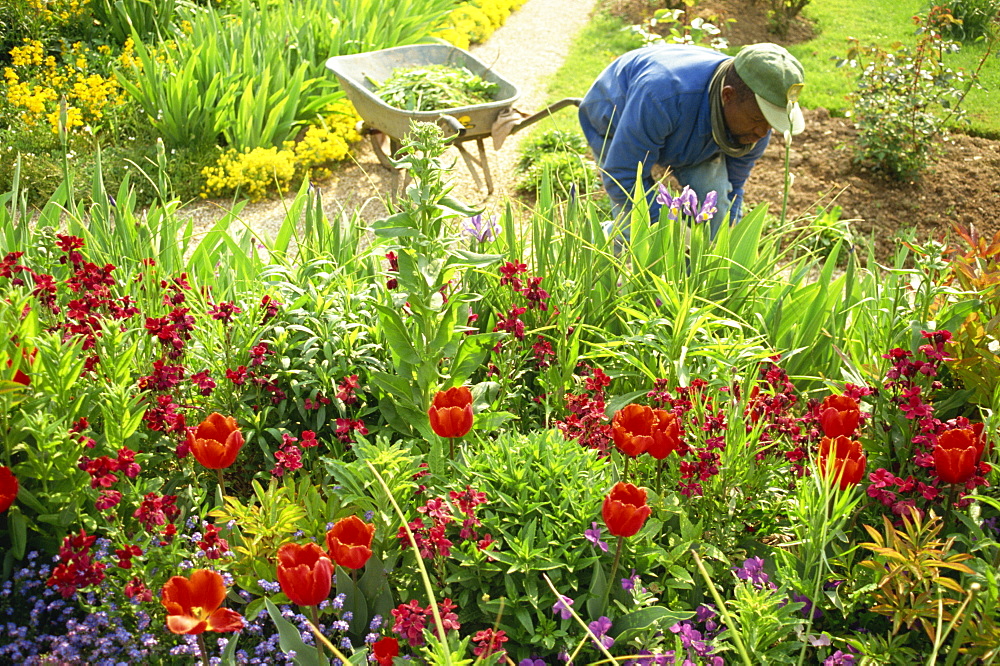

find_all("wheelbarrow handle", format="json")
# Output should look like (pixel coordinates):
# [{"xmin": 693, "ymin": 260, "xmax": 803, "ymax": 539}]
[
  {"xmin": 510, "ymin": 97, "xmax": 583, "ymax": 134},
  {"xmin": 437, "ymin": 114, "xmax": 467, "ymax": 139}
]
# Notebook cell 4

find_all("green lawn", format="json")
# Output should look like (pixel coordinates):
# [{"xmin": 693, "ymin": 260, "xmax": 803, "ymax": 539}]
[{"xmin": 791, "ymin": 0, "xmax": 1000, "ymax": 137}]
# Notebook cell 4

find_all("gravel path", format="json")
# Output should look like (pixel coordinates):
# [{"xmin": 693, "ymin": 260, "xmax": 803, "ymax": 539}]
[{"xmin": 179, "ymin": 0, "xmax": 601, "ymax": 240}]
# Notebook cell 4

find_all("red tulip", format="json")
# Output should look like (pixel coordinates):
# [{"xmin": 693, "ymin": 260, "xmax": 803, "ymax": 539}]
[
  {"xmin": 818, "ymin": 394, "xmax": 860, "ymax": 438},
  {"xmin": 612, "ymin": 404, "xmax": 654, "ymax": 457},
  {"xmin": 646, "ymin": 409, "xmax": 683, "ymax": 460},
  {"xmin": 276, "ymin": 542, "xmax": 333, "ymax": 607},
  {"xmin": 187, "ymin": 413, "xmax": 244, "ymax": 469},
  {"xmin": 0, "ymin": 466, "xmax": 18, "ymax": 513},
  {"xmin": 818, "ymin": 435, "xmax": 867, "ymax": 490},
  {"xmin": 602, "ymin": 482, "xmax": 652, "ymax": 537},
  {"xmin": 160, "ymin": 569, "xmax": 244, "ymax": 635},
  {"xmin": 934, "ymin": 426, "xmax": 986, "ymax": 484},
  {"xmin": 372, "ymin": 636, "xmax": 400, "ymax": 665},
  {"xmin": 428, "ymin": 387, "xmax": 474, "ymax": 438},
  {"xmin": 325, "ymin": 515, "xmax": 375, "ymax": 570}
]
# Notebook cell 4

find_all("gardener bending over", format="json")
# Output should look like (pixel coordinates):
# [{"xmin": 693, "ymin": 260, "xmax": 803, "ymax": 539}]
[{"xmin": 578, "ymin": 42, "xmax": 805, "ymax": 238}]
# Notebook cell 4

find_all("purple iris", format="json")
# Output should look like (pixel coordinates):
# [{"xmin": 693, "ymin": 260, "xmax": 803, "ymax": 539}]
[
  {"xmin": 585, "ymin": 521, "xmax": 608, "ymax": 552},
  {"xmin": 462, "ymin": 213, "xmax": 502, "ymax": 243}
]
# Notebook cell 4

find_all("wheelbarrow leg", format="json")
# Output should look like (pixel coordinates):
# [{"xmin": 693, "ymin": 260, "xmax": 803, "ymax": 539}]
[
  {"xmin": 453, "ymin": 138, "xmax": 494, "ymax": 196},
  {"xmin": 370, "ymin": 130, "xmax": 409, "ymax": 201}
]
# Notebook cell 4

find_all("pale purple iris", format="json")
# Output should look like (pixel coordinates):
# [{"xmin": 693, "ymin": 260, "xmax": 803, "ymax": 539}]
[
  {"xmin": 655, "ymin": 184, "xmax": 718, "ymax": 224},
  {"xmin": 552, "ymin": 594, "xmax": 574, "ymax": 619},
  {"xmin": 462, "ymin": 213, "xmax": 502, "ymax": 243},
  {"xmin": 584, "ymin": 521, "xmax": 608, "ymax": 552}
]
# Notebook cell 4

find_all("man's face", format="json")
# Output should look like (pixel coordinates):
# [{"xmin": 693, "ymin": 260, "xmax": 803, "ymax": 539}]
[{"xmin": 722, "ymin": 87, "xmax": 771, "ymax": 145}]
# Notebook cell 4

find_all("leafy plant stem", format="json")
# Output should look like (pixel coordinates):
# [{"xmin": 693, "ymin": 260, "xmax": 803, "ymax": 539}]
[
  {"xmin": 691, "ymin": 549, "xmax": 754, "ymax": 666},
  {"xmin": 942, "ymin": 584, "xmax": 979, "ymax": 666},
  {"xmin": 365, "ymin": 459, "xmax": 452, "ymax": 662},
  {"xmin": 541, "ymin": 573, "xmax": 616, "ymax": 661}
]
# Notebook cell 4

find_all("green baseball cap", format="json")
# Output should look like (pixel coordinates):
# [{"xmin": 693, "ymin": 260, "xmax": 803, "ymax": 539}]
[{"xmin": 733, "ymin": 43, "xmax": 805, "ymax": 136}]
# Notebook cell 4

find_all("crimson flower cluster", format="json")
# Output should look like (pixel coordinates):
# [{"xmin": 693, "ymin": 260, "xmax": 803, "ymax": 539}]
[
  {"xmin": 555, "ymin": 364, "xmax": 614, "ymax": 453},
  {"xmin": 47, "ymin": 529, "xmax": 107, "ymax": 598},
  {"xmin": 390, "ymin": 598, "xmax": 460, "ymax": 647},
  {"xmin": 398, "ymin": 486, "xmax": 493, "ymax": 560}
]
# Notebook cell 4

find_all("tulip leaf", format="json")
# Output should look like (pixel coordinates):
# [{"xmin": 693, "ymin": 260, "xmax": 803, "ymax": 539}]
[
  {"xmin": 220, "ymin": 628, "xmax": 241, "ymax": 666},
  {"xmin": 336, "ymin": 565, "xmax": 369, "ymax": 638},
  {"xmin": 8, "ymin": 506, "xmax": 26, "ymax": 560},
  {"xmin": 608, "ymin": 606, "xmax": 694, "ymax": 643},
  {"xmin": 263, "ymin": 597, "xmax": 328, "ymax": 666}
]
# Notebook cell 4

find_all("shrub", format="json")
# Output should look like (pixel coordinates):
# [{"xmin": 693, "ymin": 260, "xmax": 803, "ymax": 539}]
[
  {"xmin": 931, "ymin": 0, "xmax": 1000, "ymax": 42},
  {"xmin": 514, "ymin": 128, "xmax": 595, "ymax": 198},
  {"xmin": 843, "ymin": 6, "xmax": 980, "ymax": 181},
  {"xmin": 200, "ymin": 101, "xmax": 362, "ymax": 201}
]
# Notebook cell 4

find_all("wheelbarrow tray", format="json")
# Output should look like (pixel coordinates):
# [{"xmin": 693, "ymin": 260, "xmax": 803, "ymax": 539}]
[{"xmin": 325, "ymin": 43, "xmax": 520, "ymax": 142}]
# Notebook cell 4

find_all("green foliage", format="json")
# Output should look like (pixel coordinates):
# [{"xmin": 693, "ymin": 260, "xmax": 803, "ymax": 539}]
[
  {"xmin": 448, "ymin": 429, "xmax": 612, "ymax": 658},
  {"xmin": 842, "ymin": 7, "xmax": 981, "ymax": 181},
  {"xmin": 372, "ymin": 65, "xmax": 499, "ymax": 112},
  {"xmin": 931, "ymin": 0, "xmax": 1000, "ymax": 42},
  {"xmin": 625, "ymin": 6, "xmax": 730, "ymax": 50},
  {"xmin": 514, "ymin": 128, "xmax": 595, "ymax": 198},
  {"xmin": 763, "ymin": 0, "xmax": 811, "ymax": 38}
]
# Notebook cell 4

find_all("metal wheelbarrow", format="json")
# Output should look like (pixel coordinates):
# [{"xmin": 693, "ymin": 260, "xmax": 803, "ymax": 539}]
[{"xmin": 325, "ymin": 43, "xmax": 581, "ymax": 196}]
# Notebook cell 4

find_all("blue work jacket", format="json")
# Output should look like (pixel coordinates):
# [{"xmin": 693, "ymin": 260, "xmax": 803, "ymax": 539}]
[{"xmin": 579, "ymin": 44, "xmax": 769, "ymax": 223}]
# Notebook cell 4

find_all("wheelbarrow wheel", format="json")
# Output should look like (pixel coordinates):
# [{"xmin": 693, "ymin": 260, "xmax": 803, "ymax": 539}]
[{"xmin": 370, "ymin": 130, "xmax": 402, "ymax": 170}]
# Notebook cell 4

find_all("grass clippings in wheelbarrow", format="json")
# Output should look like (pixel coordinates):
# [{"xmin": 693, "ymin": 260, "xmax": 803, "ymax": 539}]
[{"xmin": 370, "ymin": 65, "xmax": 500, "ymax": 112}]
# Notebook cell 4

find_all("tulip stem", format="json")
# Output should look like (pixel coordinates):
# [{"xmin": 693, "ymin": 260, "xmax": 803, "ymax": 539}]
[
  {"xmin": 215, "ymin": 468, "xmax": 227, "ymax": 501},
  {"xmin": 449, "ymin": 436, "xmax": 455, "ymax": 460},
  {"xmin": 656, "ymin": 460, "xmax": 664, "ymax": 495},
  {"xmin": 310, "ymin": 604, "xmax": 324, "ymax": 663},
  {"xmin": 608, "ymin": 535, "xmax": 624, "ymax": 592},
  {"xmin": 197, "ymin": 634, "xmax": 210, "ymax": 666},
  {"xmin": 622, "ymin": 456, "xmax": 630, "ymax": 484}
]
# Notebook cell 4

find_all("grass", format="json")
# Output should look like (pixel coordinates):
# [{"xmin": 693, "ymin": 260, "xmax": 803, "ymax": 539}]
[{"xmin": 790, "ymin": 0, "xmax": 1000, "ymax": 137}]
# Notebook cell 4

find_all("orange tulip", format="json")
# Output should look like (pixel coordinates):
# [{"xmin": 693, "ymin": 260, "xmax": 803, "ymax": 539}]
[
  {"xmin": 325, "ymin": 515, "xmax": 375, "ymax": 570},
  {"xmin": 276, "ymin": 542, "xmax": 333, "ymax": 607},
  {"xmin": 428, "ymin": 387, "xmax": 474, "ymax": 438},
  {"xmin": 934, "ymin": 425, "xmax": 986, "ymax": 484},
  {"xmin": 818, "ymin": 394, "xmax": 860, "ymax": 438},
  {"xmin": 601, "ymin": 482, "xmax": 652, "ymax": 537},
  {"xmin": 818, "ymin": 435, "xmax": 867, "ymax": 490},
  {"xmin": 160, "ymin": 569, "xmax": 244, "ymax": 635},
  {"xmin": 0, "ymin": 466, "xmax": 18, "ymax": 513},
  {"xmin": 187, "ymin": 413, "xmax": 244, "ymax": 469}
]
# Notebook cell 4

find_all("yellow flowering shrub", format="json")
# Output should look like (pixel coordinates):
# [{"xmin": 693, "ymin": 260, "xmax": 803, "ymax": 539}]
[
  {"xmin": 1, "ymin": 37, "xmax": 135, "ymax": 134},
  {"xmin": 27, "ymin": 0, "xmax": 88, "ymax": 25},
  {"xmin": 200, "ymin": 100, "xmax": 363, "ymax": 201},
  {"xmin": 434, "ymin": 0, "xmax": 529, "ymax": 47}
]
